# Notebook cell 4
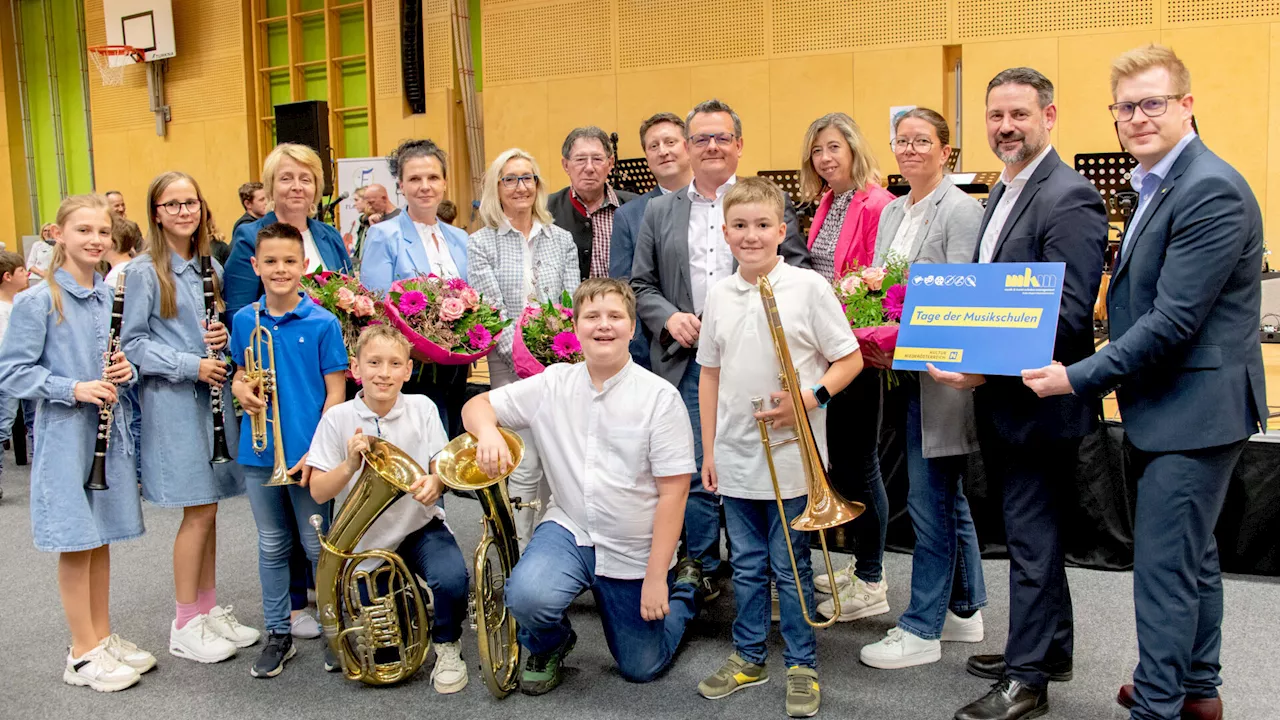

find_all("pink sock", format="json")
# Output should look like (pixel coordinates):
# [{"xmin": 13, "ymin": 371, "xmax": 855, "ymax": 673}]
[
  {"xmin": 197, "ymin": 588, "xmax": 217, "ymax": 615},
  {"xmin": 175, "ymin": 600, "xmax": 200, "ymax": 630}
]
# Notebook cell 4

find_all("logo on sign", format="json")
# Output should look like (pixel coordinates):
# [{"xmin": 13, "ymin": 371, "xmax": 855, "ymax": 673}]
[
  {"xmin": 913, "ymin": 274, "xmax": 977, "ymax": 287},
  {"xmin": 1004, "ymin": 268, "xmax": 1057, "ymax": 289}
]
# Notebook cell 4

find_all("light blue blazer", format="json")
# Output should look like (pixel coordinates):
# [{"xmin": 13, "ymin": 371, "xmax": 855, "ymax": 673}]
[{"xmin": 360, "ymin": 211, "xmax": 470, "ymax": 294}]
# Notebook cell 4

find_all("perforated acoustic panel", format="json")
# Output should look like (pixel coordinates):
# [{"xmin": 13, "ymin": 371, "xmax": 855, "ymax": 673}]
[
  {"xmin": 1166, "ymin": 0, "xmax": 1280, "ymax": 23},
  {"xmin": 373, "ymin": 0, "xmax": 402, "ymax": 97},
  {"xmin": 427, "ymin": 17, "xmax": 453, "ymax": 90},
  {"xmin": 484, "ymin": 0, "xmax": 612, "ymax": 84},
  {"xmin": 426, "ymin": 0, "xmax": 450, "ymax": 14},
  {"xmin": 773, "ymin": 0, "xmax": 947, "ymax": 54},
  {"xmin": 617, "ymin": 0, "xmax": 765, "ymax": 70},
  {"xmin": 957, "ymin": 0, "xmax": 1152, "ymax": 39}
]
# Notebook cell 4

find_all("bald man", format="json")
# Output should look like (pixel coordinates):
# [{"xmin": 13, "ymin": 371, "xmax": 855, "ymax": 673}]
[{"xmin": 365, "ymin": 184, "xmax": 401, "ymax": 224}]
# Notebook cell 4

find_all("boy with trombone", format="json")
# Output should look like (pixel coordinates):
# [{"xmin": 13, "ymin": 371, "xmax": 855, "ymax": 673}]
[{"xmin": 695, "ymin": 178, "xmax": 863, "ymax": 718}]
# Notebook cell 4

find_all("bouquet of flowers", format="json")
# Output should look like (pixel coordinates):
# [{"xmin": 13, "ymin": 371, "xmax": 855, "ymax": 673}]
[
  {"xmin": 301, "ymin": 271, "xmax": 383, "ymax": 353},
  {"xmin": 832, "ymin": 253, "xmax": 909, "ymax": 374},
  {"xmin": 382, "ymin": 275, "xmax": 509, "ymax": 364},
  {"xmin": 511, "ymin": 291, "xmax": 582, "ymax": 378}
]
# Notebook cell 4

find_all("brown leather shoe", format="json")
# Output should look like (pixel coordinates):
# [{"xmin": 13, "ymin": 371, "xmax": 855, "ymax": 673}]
[{"xmin": 1117, "ymin": 684, "xmax": 1223, "ymax": 720}]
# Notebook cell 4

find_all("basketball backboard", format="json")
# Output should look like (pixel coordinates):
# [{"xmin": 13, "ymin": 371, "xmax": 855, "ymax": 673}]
[{"xmin": 103, "ymin": 0, "xmax": 175, "ymax": 67}]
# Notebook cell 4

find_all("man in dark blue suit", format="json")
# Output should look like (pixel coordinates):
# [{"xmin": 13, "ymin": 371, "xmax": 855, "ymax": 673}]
[
  {"xmin": 931, "ymin": 67, "xmax": 1107, "ymax": 720},
  {"xmin": 1025, "ymin": 46, "xmax": 1265, "ymax": 720},
  {"xmin": 609, "ymin": 112, "xmax": 693, "ymax": 369}
]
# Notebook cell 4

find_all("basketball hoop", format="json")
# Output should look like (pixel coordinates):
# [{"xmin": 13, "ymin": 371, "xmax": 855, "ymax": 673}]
[{"xmin": 88, "ymin": 45, "xmax": 145, "ymax": 86}]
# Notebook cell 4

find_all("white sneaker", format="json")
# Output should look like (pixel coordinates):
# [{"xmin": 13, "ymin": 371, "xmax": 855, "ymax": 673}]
[
  {"xmin": 102, "ymin": 634, "xmax": 156, "ymax": 674},
  {"xmin": 941, "ymin": 609, "xmax": 984, "ymax": 643},
  {"xmin": 64, "ymin": 644, "xmax": 141, "ymax": 692},
  {"xmin": 817, "ymin": 576, "xmax": 889, "ymax": 621},
  {"xmin": 169, "ymin": 615, "xmax": 237, "ymax": 663},
  {"xmin": 860, "ymin": 627, "xmax": 941, "ymax": 669},
  {"xmin": 209, "ymin": 605, "xmax": 261, "ymax": 648},
  {"xmin": 813, "ymin": 557, "xmax": 856, "ymax": 594},
  {"xmin": 430, "ymin": 641, "xmax": 468, "ymax": 694},
  {"xmin": 290, "ymin": 611, "xmax": 322, "ymax": 639}
]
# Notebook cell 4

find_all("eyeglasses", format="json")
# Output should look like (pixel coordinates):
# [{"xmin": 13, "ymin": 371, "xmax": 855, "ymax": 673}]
[
  {"xmin": 891, "ymin": 137, "xmax": 935, "ymax": 154},
  {"xmin": 499, "ymin": 174, "xmax": 539, "ymax": 189},
  {"xmin": 568, "ymin": 155, "xmax": 609, "ymax": 168},
  {"xmin": 155, "ymin": 199, "xmax": 202, "ymax": 215},
  {"xmin": 689, "ymin": 133, "xmax": 737, "ymax": 149},
  {"xmin": 1108, "ymin": 94, "xmax": 1185, "ymax": 121}
]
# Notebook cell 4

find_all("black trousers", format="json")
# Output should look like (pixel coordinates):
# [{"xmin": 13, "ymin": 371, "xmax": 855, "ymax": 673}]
[
  {"xmin": 403, "ymin": 361, "xmax": 470, "ymax": 438},
  {"xmin": 979, "ymin": 426, "xmax": 1080, "ymax": 688}
]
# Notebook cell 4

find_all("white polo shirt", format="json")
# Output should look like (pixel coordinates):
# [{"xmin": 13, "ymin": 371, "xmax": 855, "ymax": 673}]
[
  {"xmin": 697, "ymin": 259, "xmax": 859, "ymax": 500},
  {"xmin": 490, "ymin": 361, "xmax": 696, "ymax": 579},
  {"xmin": 307, "ymin": 392, "xmax": 449, "ymax": 568}
]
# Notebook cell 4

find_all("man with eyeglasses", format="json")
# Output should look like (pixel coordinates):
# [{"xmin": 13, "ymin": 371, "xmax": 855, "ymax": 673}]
[
  {"xmin": 928, "ymin": 67, "xmax": 1106, "ymax": 720},
  {"xmin": 1023, "ymin": 45, "xmax": 1264, "ymax": 720},
  {"xmin": 630, "ymin": 98, "xmax": 811, "ymax": 599},
  {"xmin": 548, "ymin": 126, "xmax": 639, "ymax": 281}
]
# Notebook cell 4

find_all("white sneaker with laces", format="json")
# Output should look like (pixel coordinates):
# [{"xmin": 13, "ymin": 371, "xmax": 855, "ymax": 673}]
[
  {"xmin": 64, "ymin": 644, "xmax": 141, "ymax": 692},
  {"xmin": 817, "ymin": 576, "xmax": 889, "ymax": 621},
  {"xmin": 169, "ymin": 615, "xmax": 237, "ymax": 663},
  {"xmin": 430, "ymin": 641, "xmax": 468, "ymax": 694},
  {"xmin": 813, "ymin": 557, "xmax": 856, "ymax": 595},
  {"xmin": 941, "ymin": 609, "xmax": 984, "ymax": 642},
  {"xmin": 209, "ymin": 605, "xmax": 261, "ymax": 648},
  {"xmin": 102, "ymin": 634, "xmax": 156, "ymax": 673},
  {"xmin": 860, "ymin": 627, "xmax": 942, "ymax": 669},
  {"xmin": 290, "ymin": 611, "xmax": 322, "ymax": 639}
]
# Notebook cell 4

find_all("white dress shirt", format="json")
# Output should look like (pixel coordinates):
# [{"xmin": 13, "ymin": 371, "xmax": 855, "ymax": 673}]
[
  {"xmin": 301, "ymin": 228, "xmax": 326, "ymax": 272},
  {"xmin": 490, "ymin": 361, "xmax": 696, "ymax": 579},
  {"xmin": 498, "ymin": 216, "xmax": 545, "ymax": 303},
  {"xmin": 688, "ymin": 177, "xmax": 737, "ymax": 316},
  {"xmin": 886, "ymin": 185, "xmax": 940, "ymax": 261},
  {"xmin": 978, "ymin": 143, "xmax": 1054, "ymax": 263},
  {"xmin": 414, "ymin": 220, "xmax": 459, "ymax": 279}
]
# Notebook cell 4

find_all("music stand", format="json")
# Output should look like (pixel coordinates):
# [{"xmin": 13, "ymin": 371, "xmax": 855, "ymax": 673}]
[
  {"xmin": 756, "ymin": 169, "xmax": 815, "ymax": 236},
  {"xmin": 1075, "ymin": 152, "xmax": 1138, "ymax": 225},
  {"xmin": 613, "ymin": 158, "xmax": 656, "ymax": 195}
]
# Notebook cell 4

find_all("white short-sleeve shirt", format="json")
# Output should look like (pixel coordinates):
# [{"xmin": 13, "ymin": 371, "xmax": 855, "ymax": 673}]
[
  {"xmin": 307, "ymin": 393, "xmax": 449, "ymax": 568},
  {"xmin": 489, "ymin": 361, "xmax": 696, "ymax": 579},
  {"xmin": 697, "ymin": 259, "xmax": 860, "ymax": 500}
]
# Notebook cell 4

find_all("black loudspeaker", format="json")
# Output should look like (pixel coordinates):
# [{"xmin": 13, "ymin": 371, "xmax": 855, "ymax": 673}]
[
  {"xmin": 275, "ymin": 100, "xmax": 334, "ymax": 195},
  {"xmin": 401, "ymin": 0, "xmax": 425, "ymax": 114}
]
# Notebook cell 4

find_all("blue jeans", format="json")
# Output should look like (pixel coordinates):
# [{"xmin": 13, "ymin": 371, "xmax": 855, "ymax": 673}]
[
  {"xmin": 896, "ymin": 389, "xmax": 987, "ymax": 640},
  {"xmin": 398, "ymin": 518, "xmax": 469, "ymax": 643},
  {"xmin": 679, "ymin": 358, "xmax": 721, "ymax": 575},
  {"xmin": 825, "ymin": 370, "xmax": 887, "ymax": 583},
  {"xmin": 505, "ymin": 522, "xmax": 698, "ymax": 682},
  {"xmin": 243, "ymin": 465, "xmax": 329, "ymax": 634},
  {"xmin": 0, "ymin": 392, "xmax": 16, "ymax": 476},
  {"xmin": 723, "ymin": 496, "xmax": 817, "ymax": 668}
]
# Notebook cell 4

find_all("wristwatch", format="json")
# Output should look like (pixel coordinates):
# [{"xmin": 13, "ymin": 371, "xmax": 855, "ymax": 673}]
[{"xmin": 811, "ymin": 384, "xmax": 832, "ymax": 409}]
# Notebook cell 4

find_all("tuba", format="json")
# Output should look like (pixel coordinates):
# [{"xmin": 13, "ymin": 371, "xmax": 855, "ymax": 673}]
[
  {"xmin": 244, "ymin": 302, "xmax": 292, "ymax": 486},
  {"xmin": 753, "ymin": 274, "xmax": 865, "ymax": 628},
  {"xmin": 309, "ymin": 437, "xmax": 432, "ymax": 685},
  {"xmin": 433, "ymin": 428, "xmax": 530, "ymax": 699}
]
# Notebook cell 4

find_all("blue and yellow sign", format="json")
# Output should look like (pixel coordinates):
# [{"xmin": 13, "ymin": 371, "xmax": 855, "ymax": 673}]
[{"xmin": 892, "ymin": 262, "xmax": 1065, "ymax": 376}]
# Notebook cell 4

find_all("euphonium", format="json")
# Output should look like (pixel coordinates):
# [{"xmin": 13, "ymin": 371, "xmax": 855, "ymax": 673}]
[
  {"xmin": 433, "ymin": 428, "xmax": 529, "ymax": 699},
  {"xmin": 244, "ymin": 302, "xmax": 292, "ymax": 486},
  {"xmin": 753, "ymin": 274, "xmax": 865, "ymax": 629},
  {"xmin": 309, "ymin": 437, "xmax": 432, "ymax": 686}
]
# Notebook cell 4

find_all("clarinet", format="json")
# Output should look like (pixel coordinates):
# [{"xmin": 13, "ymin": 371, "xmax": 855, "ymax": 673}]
[
  {"xmin": 201, "ymin": 255, "xmax": 233, "ymax": 464},
  {"xmin": 85, "ymin": 274, "xmax": 127, "ymax": 491}
]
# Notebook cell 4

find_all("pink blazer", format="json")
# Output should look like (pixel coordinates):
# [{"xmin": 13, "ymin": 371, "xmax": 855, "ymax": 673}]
[{"xmin": 806, "ymin": 184, "xmax": 896, "ymax": 275}]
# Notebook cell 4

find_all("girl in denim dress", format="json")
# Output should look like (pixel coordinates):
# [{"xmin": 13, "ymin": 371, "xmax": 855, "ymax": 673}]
[{"xmin": 0, "ymin": 195, "xmax": 151, "ymax": 692}]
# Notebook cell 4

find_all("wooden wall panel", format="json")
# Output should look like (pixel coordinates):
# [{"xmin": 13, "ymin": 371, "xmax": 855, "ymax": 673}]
[
  {"xmin": 1268, "ymin": 23, "xmax": 1280, "ymax": 249},
  {"xmin": 853, "ymin": 46, "xmax": 945, "ymax": 180},
  {"xmin": 689, "ymin": 61, "xmax": 771, "ymax": 176},
  {"xmin": 614, "ymin": 68, "xmax": 693, "ymax": 158},
  {"xmin": 1054, "ymin": 30, "xmax": 1160, "ymax": 166},
  {"xmin": 768, "ymin": 54, "xmax": 854, "ymax": 171},
  {"xmin": 960, "ymin": 38, "xmax": 1059, "ymax": 172},
  {"xmin": 481, "ymin": 81, "xmax": 551, "ymax": 175},
  {"xmin": 545, "ymin": 75, "xmax": 618, "ymax": 190}
]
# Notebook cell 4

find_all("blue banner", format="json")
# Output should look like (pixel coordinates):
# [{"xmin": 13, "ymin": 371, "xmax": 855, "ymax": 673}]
[{"xmin": 892, "ymin": 262, "xmax": 1065, "ymax": 376}]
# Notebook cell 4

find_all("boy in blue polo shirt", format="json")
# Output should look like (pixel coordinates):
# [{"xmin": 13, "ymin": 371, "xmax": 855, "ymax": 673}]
[{"xmin": 230, "ymin": 222, "xmax": 349, "ymax": 679}]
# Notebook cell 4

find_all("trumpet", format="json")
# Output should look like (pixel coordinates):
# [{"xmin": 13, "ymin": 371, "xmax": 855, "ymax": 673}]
[
  {"xmin": 753, "ymin": 274, "xmax": 864, "ymax": 628},
  {"xmin": 244, "ymin": 301, "xmax": 293, "ymax": 486}
]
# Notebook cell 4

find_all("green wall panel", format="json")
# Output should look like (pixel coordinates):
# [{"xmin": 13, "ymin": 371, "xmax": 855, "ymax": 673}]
[
  {"xmin": 266, "ymin": 21, "xmax": 289, "ymax": 67},
  {"xmin": 342, "ymin": 111, "xmax": 369, "ymax": 158},
  {"xmin": 300, "ymin": 15, "xmax": 325, "ymax": 63},
  {"xmin": 337, "ymin": 8, "xmax": 364, "ymax": 56},
  {"xmin": 302, "ymin": 66, "xmax": 327, "ymax": 101}
]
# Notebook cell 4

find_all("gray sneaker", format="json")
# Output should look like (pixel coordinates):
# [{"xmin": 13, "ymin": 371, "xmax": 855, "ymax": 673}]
[{"xmin": 698, "ymin": 653, "xmax": 768, "ymax": 699}]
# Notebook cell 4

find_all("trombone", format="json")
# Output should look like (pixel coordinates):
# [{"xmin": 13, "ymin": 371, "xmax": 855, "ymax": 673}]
[
  {"xmin": 753, "ymin": 274, "xmax": 864, "ymax": 628},
  {"xmin": 244, "ymin": 301, "xmax": 293, "ymax": 486}
]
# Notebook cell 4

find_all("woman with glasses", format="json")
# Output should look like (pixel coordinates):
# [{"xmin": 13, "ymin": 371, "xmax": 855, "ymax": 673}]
[
  {"xmin": 797, "ymin": 112, "xmax": 897, "ymax": 624},
  {"xmin": 858, "ymin": 107, "xmax": 989, "ymax": 670},
  {"xmin": 467, "ymin": 148, "xmax": 579, "ymax": 548},
  {"xmin": 223, "ymin": 143, "xmax": 352, "ymax": 325}
]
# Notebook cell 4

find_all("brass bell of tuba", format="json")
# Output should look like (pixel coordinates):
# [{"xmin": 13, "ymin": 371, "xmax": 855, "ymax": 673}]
[
  {"xmin": 433, "ymin": 427, "xmax": 530, "ymax": 699},
  {"xmin": 753, "ymin": 274, "xmax": 865, "ymax": 628},
  {"xmin": 309, "ymin": 437, "xmax": 432, "ymax": 685}
]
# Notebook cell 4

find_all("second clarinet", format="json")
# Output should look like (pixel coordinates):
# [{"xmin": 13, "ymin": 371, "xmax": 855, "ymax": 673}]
[
  {"xmin": 86, "ymin": 273, "xmax": 128, "ymax": 491},
  {"xmin": 201, "ymin": 255, "xmax": 233, "ymax": 464}
]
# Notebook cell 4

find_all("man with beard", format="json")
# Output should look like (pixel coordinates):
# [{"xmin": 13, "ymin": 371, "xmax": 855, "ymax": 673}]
[{"xmin": 927, "ymin": 67, "xmax": 1106, "ymax": 720}]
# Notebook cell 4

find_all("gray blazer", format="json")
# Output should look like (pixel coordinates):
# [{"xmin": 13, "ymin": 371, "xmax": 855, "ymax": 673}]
[
  {"xmin": 630, "ymin": 181, "xmax": 811, "ymax": 386},
  {"xmin": 872, "ymin": 177, "xmax": 983, "ymax": 458}
]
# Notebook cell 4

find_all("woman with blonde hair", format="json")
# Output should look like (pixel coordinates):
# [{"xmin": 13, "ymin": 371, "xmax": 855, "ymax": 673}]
[
  {"xmin": 223, "ymin": 143, "xmax": 352, "ymax": 323},
  {"xmin": 467, "ymin": 147, "xmax": 579, "ymax": 547}
]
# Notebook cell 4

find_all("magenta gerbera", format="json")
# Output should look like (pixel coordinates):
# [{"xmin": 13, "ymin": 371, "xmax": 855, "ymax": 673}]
[
  {"xmin": 467, "ymin": 324, "xmax": 493, "ymax": 350},
  {"xmin": 551, "ymin": 331, "xmax": 581, "ymax": 359},
  {"xmin": 882, "ymin": 284, "xmax": 907, "ymax": 321},
  {"xmin": 446, "ymin": 277, "xmax": 470, "ymax": 291},
  {"xmin": 398, "ymin": 290, "xmax": 428, "ymax": 316}
]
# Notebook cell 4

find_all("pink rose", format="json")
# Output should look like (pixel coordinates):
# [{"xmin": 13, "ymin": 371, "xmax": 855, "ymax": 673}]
[
  {"xmin": 860, "ymin": 266, "xmax": 887, "ymax": 292},
  {"xmin": 336, "ymin": 286, "xmax": 356, "ymax": 311},
  {"xmin": 838, "ymin": 274, "xmax": 863, "ymax": 294},
  {"xmin": 353, "ymin": 295, "xmax": 375, "ymax": 318},
  {"xmin": 439, "ymin": 297, "xmax": 466, "ymax": 322},
  {"xmin": 460, "ymin": 287, "xmax": 480, "ymax": 309}
]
